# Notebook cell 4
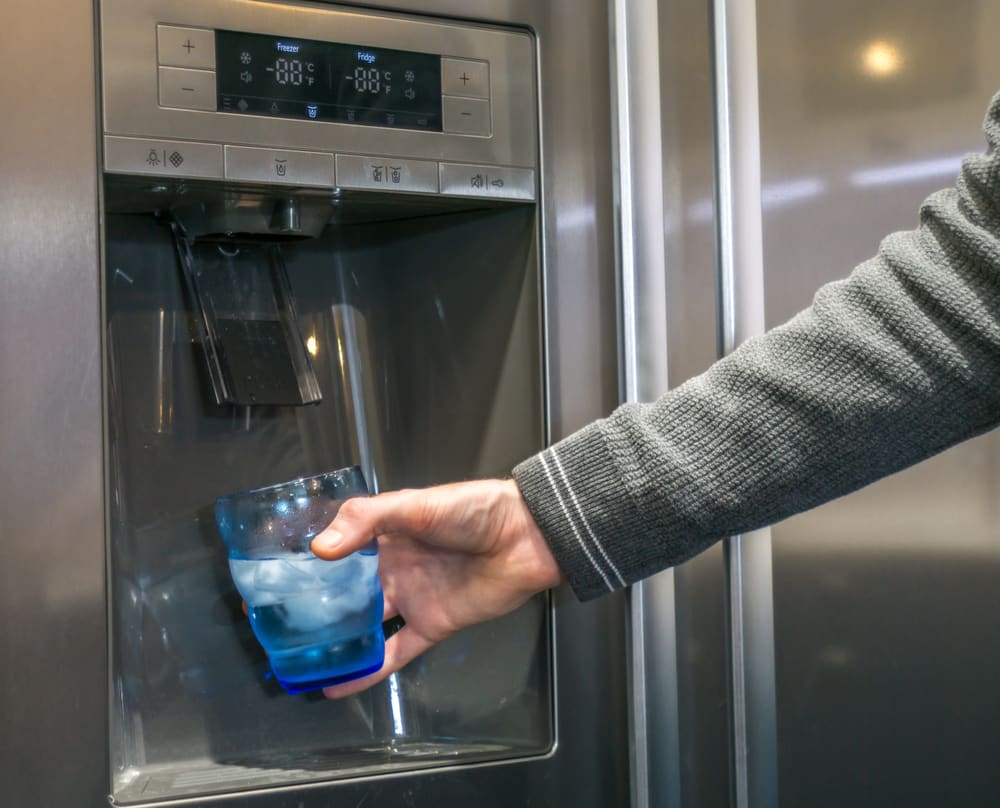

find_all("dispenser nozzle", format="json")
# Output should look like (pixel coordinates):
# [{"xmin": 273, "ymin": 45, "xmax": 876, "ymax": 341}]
[{"xmin": 271, "ymin": 198, "xmax": 302, "ymax": 235}]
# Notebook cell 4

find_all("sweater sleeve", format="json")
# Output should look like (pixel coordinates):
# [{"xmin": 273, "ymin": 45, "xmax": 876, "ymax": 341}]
[{"xmin": 513, "ymin": 93, "xmax": 1000, "ymax": 601}]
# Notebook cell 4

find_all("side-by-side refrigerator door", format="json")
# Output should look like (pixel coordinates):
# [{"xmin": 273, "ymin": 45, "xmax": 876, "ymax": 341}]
[{"xmin": 0, "ymin": 0, "xmax": 632, "ymax": 806}]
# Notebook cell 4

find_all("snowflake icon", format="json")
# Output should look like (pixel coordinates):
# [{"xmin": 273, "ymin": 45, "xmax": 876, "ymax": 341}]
[
  {"xmin": 404, "ymin": 70, "xmax": 415, "ymax": 83},
  {"xmin": 241, "ymin": 51, "xmax": 252, "ymax": 64}
]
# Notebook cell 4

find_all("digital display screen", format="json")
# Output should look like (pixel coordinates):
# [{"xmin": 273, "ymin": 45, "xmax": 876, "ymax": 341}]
[{"xmin": 216, "ymin": 30, "xmax": 443, "ymax": 131}]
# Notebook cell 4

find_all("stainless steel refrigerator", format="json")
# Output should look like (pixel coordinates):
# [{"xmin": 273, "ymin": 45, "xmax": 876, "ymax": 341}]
[{"xmin": 3, "ymin": 0, "xmax": 999, "ymax": 806}]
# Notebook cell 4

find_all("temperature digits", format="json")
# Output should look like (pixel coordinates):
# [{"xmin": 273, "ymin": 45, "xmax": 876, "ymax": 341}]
[
  {"xmin": 274, "ymin": 57, "xmax": 304, "ymax": 86},
  {"xmin": 353, "ymin": 66, "xmax": 392, "ymax": 94}
]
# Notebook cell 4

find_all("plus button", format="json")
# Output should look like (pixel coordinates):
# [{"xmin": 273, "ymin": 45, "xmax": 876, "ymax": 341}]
[
  {"xmin": 182, "ymin": 39, "xmax": 195, "ymax": 53},
  {"xmin": 460, "ymin": 72, "xmax": 470, "ymax": 84}
]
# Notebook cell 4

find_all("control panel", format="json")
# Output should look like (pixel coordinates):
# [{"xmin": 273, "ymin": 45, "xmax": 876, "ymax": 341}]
[{"xmin": 100, "ymin": 0, "xmax": 537, "ymax": 201}]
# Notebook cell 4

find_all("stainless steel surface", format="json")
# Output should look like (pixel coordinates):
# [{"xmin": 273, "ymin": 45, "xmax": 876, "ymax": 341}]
[
  {"xmin": 105, "ymin": 136, "xmax": 225, "ymax": 179},
  {"xmin": 442, "ymin": 97, "xmax": 491, "ymax": 136},
  {"xmin": 439, "ymin": 163, "xmax": 535, "ymax": 201},
  {"xmin": 158, "ymin": 66, "xmax": 217, "ymax": 111},
  {"xmin": 335, "ymin": 153, "xmax": 439, "ymax": 192},
  {"xmin": 157, "ymin": 25, "xmax": 217, "ymax": 70},
  {"xmin": 609, "ymin": 0, "xmax": 679, "ymax": 806},
  {"xmin": 3, "ymin": 0, "xmax": 628, "ymax": 804},
  {"xmin": 102, "ymin": 0, "xmax": 537, "ymax": 168},
  {"xmin": 757, "ymin": 0, "xmax": 1000, "ymax": 804},
  {"xmin": 225, "ymin": 145, "xmax": 336, "ymax": 186},
  {"xmin": 710, "ymin": 0, "xmax": 779, "ymax": 804},
  {"xmin": 441, "ymin": 57, "xmax": 489, "ymax": 98},
  {"xmin": 0, "ymin": 4, "xmax": 106, "ymax": 808}
]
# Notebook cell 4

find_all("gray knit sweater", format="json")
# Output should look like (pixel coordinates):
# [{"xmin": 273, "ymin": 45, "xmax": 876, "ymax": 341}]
[{"xmin": 513, "ymin": 93, "xmax": 1000, "ymax": 601}]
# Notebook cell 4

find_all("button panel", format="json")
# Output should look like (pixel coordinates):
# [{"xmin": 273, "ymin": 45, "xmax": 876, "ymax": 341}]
[
  {"xmin": 105, "ymin": 136, "xmax": 223, "ymax": 179},
  {"xmin": 441, "ymin": 58, "xmax": 489, "ymax": 99},
  {"xmin": 157, "ymin": 25, "xmax": 216, "ymax": 70},
  {"xmin": 336, "ymin": 155, "xmax": 439, "ymax": 194},
  {"xmin": 158, "ymin": 66, "xmax": 217, "ymax": 111},
  {"xmin": 225, "ymin": 146, "xmax": 335, "ymax": 187},
  {"xmin": 106, "ymin": 139, "xmax": 535, "ymax": 202},
  {"xmin": 439, "ymin": 163, "xmax": 535, "ymax": 201},
  {"xmin": 442, "ymin": 97, "xmax": 491, "ymax": 136}
]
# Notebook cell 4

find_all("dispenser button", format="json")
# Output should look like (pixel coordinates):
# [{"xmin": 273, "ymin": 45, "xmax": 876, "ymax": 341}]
[
  {"xmin": 225, "ymin": 146, "xmax": 335, "ymax": 188},
  {"xmin": 439, "ymin": 163, "xmax": 536, "ymax": 201},
  {"xmin": 104, "ymin": 136, "xmax": 223, "ymax": 179},
  {"xmin": 157, "ymin": 25, "xmax": 217, "ymax": 71},
  {"xmin": 442, "ymin": 97, "xmax": 491, "ymax": 136},
  {"xmin": 441, "ymin": 58, "xmax": 490, "ymax": 99},
  {"xmin": 158, "ymin": 67, "xmax": 217, "ymax": 111},
  {"xmin": 335, "ymin": 155, "xmax": 439, "ymax": 194}
]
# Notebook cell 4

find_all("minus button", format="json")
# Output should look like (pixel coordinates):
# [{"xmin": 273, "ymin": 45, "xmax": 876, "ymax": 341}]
[
  {"xmin": 158, "ymin": 66, "xmax": 217, "ymax": 112},
  {"xmin": 442, "ymin": 97, "xmax": 490, "ymax": 136}
]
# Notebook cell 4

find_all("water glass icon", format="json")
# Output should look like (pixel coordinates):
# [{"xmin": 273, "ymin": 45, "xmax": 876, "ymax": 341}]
[{"xmin": 306, "ymin": 104, "xmax": 318, "ymax": 119}]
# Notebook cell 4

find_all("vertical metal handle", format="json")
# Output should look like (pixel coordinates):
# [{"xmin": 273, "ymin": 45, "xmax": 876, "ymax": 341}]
[
  {"xmin": 710, "ymin": 0, "xmax": 780, "ymax": 805},
  {"xmin": 610, "ymin": 0, "xmax": 681, "ymax": 806}
]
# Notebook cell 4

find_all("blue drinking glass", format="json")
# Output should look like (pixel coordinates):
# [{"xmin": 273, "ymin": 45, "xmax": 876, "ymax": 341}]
[{"xmin": 215, "ymin": 467, "xmax": 384, "ymax": 694}]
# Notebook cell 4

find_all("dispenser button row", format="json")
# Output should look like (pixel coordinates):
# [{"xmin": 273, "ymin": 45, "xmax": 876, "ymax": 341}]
[{"xmin": 104, "ymin": 137, "xmax": 536, "ymax": 201}]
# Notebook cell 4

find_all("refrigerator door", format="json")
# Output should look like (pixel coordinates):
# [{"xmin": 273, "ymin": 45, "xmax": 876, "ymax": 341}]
[
  {"xmin": 757, "ymin": 0, "xmax": 1000, "ymax": 805},
  {"xmin": 0, "ymin": 1, "xmax": 630, "ymax": 806}
]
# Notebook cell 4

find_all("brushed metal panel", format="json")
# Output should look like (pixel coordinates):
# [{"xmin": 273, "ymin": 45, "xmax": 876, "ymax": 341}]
[
  {"xmin": 101, "ymin": 0, "xmax": 537, "ymax": 168},
  {"xmin": 757, "ymin": 0, "xmax": 1000, "ymax": 804},
  {"xmin": 0, "ymin": 0, "xmax": 106, "ymax": 806}
]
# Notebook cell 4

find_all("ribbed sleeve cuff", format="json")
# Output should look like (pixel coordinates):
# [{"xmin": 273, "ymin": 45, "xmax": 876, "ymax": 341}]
[{"xmin": 512, "ymin": 421, "xmax": 644, "ymax": 601}]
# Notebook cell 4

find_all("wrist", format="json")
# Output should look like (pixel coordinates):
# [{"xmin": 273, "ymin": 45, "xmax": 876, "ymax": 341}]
[{"xmin": 500, "ymin": 479, "xmax": 565, "ymax": 593}]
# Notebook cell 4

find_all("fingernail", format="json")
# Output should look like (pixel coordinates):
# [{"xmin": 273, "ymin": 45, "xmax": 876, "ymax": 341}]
[{"xmin": 317, "ymin": 529, "xmax": 343, "ymax": 550}]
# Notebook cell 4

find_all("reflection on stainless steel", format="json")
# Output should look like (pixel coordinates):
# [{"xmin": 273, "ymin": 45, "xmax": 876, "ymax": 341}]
[
  {"xmin": 849, "ymin": 153, "xmax": 965, "ymax": 187},
  {"xmin": 760, "ymin": 177, "xmax": 828, "ymax": 209},
  {"xmin": 860, "ymin": 40, "xmax": 903, "ymax": 78},
  {"xmin": 759, "ymin": 0, "xmax": 1000, "ymax": 803},
  {"xmin": 155, "ymin": 308, "xmax": 175, "ymax": 434}
]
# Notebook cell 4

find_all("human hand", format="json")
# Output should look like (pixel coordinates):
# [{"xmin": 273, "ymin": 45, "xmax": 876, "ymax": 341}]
[{"xmin": 310, "ymin": 478, "xmax": 563, "ymax": 699}]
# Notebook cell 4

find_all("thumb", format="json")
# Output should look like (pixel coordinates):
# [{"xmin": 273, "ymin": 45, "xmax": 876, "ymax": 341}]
[
  {"xmin": 311, "ymin": 490, "xmax": 424, "ymax": 560},
  {"xmin": 311, "ymin": 496, "xmax": 374, "ymax": 560}
]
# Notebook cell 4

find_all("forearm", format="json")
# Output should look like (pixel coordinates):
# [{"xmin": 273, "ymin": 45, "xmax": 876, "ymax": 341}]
[{"xmin": 514, "ymin": 95, "xmax": 1000, "ymax": 601}]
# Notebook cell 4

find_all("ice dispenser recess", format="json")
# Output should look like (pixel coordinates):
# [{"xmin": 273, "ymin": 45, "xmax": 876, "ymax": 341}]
[{"xmin": 108, "ymin": 186, "xmax": 550, "ymax": 804}]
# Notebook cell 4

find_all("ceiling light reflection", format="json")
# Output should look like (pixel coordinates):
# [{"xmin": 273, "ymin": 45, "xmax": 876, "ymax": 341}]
[{"xmin": 862, "ymin": 40, "xmax": 902, "ymax": 77}]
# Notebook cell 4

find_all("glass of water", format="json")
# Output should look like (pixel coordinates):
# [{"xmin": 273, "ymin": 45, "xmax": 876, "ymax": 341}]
[{"xmin": 214, "ymin": 467, "xmax": 384, "ymax": 694}]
